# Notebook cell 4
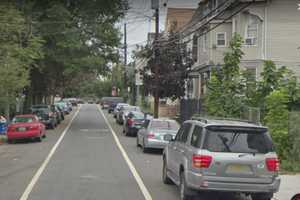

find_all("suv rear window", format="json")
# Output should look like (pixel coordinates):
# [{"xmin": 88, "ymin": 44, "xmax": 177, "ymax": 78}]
[{"xmin": 203, "ymin": 127, "xmax": 274, "ymax": 154}]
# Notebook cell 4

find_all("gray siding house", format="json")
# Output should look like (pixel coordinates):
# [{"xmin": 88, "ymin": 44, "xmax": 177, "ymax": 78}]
[{"xmin": 184, "ymin": 0, "xmax": 300, "ymax": 99}]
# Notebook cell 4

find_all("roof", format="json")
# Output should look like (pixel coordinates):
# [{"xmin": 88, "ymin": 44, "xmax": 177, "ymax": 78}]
[
  {"xmin": 14, "ymin": 114, "xmax": 36, "ymax": 118},
  {"xmin": 152, "ymin": 118, "xmax": 177, "ymax": 122}
]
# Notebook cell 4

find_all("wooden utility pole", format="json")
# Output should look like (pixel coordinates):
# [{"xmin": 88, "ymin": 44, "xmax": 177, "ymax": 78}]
[
  {"xmin": 153, "ymin": 4, "xmax": 159, "ymax": 118},
  {"xmin": 124, "ymin": 23, "xmax": 128, "ymax": 100}
]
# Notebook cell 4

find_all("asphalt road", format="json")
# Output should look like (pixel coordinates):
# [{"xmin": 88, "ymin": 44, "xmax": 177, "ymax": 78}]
[
  {"xmin": 0, "ymin": 104, "xmax": 299, "ymax": 200},
  {"xmin": 0, "ymin": 108, "xmax": 77, "ymax": 200}
]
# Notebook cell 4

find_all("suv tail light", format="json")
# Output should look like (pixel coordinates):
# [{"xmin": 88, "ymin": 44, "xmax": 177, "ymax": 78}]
[
  {"xmin": 127, "ymin": 118, "xmax": 134, "ymax": 126},
  {"xmin": 266, "ymin": 158, "xmax": 280, "ymax": 172},
  {"xmin": 192, "ymin": 155, "xmax": 212, "ymax": 168}
]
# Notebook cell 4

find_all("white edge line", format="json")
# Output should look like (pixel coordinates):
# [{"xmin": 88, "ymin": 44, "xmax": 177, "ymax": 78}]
[
  {"xmin": 19, "ymin": 106, "xmax": 81, "ymax": 200},
  {"xmin": 98, "ymin": 106, "xmax": 153, "ymax": 200}
]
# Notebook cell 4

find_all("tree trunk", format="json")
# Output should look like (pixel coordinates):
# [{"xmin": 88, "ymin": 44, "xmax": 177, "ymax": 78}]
[
  {"xmin": 154, "ymin": 93, "xmax": 159, "ymax": 118},
  {"xmin": 4, "ymin": 100, "xmax": 10, "ymax": 122}
]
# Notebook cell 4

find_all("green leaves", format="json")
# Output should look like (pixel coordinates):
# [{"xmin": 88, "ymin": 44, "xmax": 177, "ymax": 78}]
[
  {"xmin": 0, "ymin": 3, "xmax": 44, "ymax": 116},
  {"xmin": 205, "ymin": 33, "xmax": 244, "ymax": 118},
  {"xmin": 140, "ymin": 33, "xmax": 192, "ymax": 101}
]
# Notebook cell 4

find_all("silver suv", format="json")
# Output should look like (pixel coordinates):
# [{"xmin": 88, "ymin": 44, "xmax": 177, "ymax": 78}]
[{"xmin": 162, "ymin": 118, "xmax": 280, "ymax": 200}]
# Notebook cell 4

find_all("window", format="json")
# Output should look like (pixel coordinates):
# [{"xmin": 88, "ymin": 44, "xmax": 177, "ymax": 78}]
[
  {"xmin": 150, "ymin": 120, "xmax": 179, "ymax": 130},
  {"xmin": 203, "ymin": 128, "xmax": 274, "ymax": 153},
  {"xmin": 245, "ymin": 15, "xmax": 259, "ymax": 46},
  {"xmin": 181, "ymin": 123, "xmax": 192, "ymax": 143},
  {"xmin": 216, "ymin": 32, "xmax": 226, "ymax": 47},
  {"xmin": 192, "ymin": 35, "xmax": 198, "ymax": 62},
  {"xmin": 175, "ymin": 123, "xmax": 192, "ymax": 143},
  {"xmin": 191, "ymin": 126, "xmax": 203, "ymax": 148}
]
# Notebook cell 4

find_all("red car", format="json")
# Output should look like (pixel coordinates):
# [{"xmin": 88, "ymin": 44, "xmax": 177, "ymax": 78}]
[{"xmin": 7, "ymin": 114, "xmax": 46, "ymax": 143}]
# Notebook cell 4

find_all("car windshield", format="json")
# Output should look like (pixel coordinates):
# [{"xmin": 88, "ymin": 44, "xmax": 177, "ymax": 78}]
[
  {"xmin": 31, "ymin": 105, "xmax": 48, "ymax": 109},
  {"xmin": 123, "ymin": 106, "xmax": 140, "ymax": 112},
  {"xmin": 131, "ymin": 112, "xmax": 144, "ymax": 119},
  {"xmin": 150, "ymin": 120, "xmax": 179, "ymax": 130},
  {"xmin": 12, "ymin": 117, "xmax": 34, "ymax": 123},
  {"xmin": 32, "ymin": 108, "xmax": 49, "ymax": 113},
  {"xmin": 204, "ymin": 128, "xmax": 274, "ymax": 154}
]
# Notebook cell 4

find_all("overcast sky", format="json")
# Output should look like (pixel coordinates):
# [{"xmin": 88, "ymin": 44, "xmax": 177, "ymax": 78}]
[{"xmin": 118, "ymin": 0, "xmax": 200, "ymax": 62}]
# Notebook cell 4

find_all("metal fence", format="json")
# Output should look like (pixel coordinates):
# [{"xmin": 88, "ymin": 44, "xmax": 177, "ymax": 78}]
[
  {"xmin": 240, "ymin": 106, "xmax": 261, "ymax": 124},
  {"xmin": 179, "ymin": 99, "xmax": 202, "ymax": 123}
]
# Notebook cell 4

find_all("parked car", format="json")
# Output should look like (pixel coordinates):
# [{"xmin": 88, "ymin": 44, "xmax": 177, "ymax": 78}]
[
  {"xmin": 137, "ymin": 118, "xmax": 179, "ymax": 152},
  {"xmin": 54, "ymin": 101, "xmax": 70, "ymax": 115},
  {"xmin": 63, "ymin": 98, "xmax": 78, "ymax": 106},
  {"xmin": 101, "ymin": 97, "xmax": 124, "ymax": 109},
  {"xmin": 162, "ymin": 118, "xmax": 280, "ymax": 200},
  {"xmin": 113, "ymin": 103, "xmax": 129, "ymax": 118},
  {"xmin": 116, "ymin": 106, "xmax": 141, "ymax": 125},
  {"xmin": 0, "ymin": 115, "xmax": 7, "ymax": 135},
  {"xmin": 123, "ymin": 111, "xmax": 145, "ymax": 136},
  {"xmin": 51, "ymin": 105, "xmax": 64, "ymax": 124},
  {"xmin": 7, "ymin": 114, "xmax": 46, "ymax": 143},
  {"xmin": 31, "ymin": 104, "xmax": 58, "ymax": 129}
]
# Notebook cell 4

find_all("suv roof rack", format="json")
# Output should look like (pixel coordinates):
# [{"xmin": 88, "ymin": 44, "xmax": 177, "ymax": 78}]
[{"xmin": 191, "ymin": 116, "xmax": 261, "ymax": 126}]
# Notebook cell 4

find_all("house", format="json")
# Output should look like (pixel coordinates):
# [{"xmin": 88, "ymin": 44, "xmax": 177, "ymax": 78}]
[
  {"xmin": 182, "ymin": 0, "xmax": 300, "ymax": 100},
  {"xmin": 134, "ymin": 8, "xmax": 195, "ymax": 116},
  {"xmin": 165, "ymin": 8, "xmax": 196, "ymax": 33}
]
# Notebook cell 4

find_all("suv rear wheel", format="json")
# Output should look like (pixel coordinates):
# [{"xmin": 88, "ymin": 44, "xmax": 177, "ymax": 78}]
[
  {"xmin": 251, "ymin": 193, "xmax": 273, "ymax": 200},
  {"xmin": 180, "ymin": 172, "xmax": 193, "ymax": 200}
]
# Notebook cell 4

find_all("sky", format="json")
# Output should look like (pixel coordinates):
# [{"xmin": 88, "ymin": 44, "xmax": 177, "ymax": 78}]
[{"xmin": 119, "ymin": 0, "xmax": 200, "ymax": 62}]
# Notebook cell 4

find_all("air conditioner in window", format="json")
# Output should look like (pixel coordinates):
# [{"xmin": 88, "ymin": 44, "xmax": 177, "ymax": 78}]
[{"xmin": 245, "ymin": 37, "xmax": 255, "ymax": 45}]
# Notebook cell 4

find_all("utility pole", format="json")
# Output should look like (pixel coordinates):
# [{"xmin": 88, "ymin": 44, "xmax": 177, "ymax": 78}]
[
  {"xmin": 152, "ymin": 0, "xmax": 160, "ymax": 118},
  {"xmin": 123, "ymin": 23, "xmax": 128, "ymax": 101}
]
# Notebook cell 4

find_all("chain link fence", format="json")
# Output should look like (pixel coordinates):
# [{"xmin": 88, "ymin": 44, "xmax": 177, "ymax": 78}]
[{"xmin": 240, "ymin": 106, "xmax": 261, "ymax": 124}]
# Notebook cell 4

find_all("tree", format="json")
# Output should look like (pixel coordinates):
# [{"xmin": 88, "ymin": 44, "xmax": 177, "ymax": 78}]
[
  {"xmin": 264, "ymin": 90, "xmax": 289, "ymax": 159},
  {"xmin": 140, "ymin": 33, "xmax": 192, "ymax": 117},
  {"xmin": 205, "ymin": 33, "xmax": 244, "ymax": 118},
  {"xmin": 21, "ymin": 0, "xmax": 127, "ymax": 105},
  {"xmin": 0, "ymin": 2, "xmax": 43, "ymax": 119}
]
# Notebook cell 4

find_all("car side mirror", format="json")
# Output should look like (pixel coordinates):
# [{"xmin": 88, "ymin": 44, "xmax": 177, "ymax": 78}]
[{"xmin": 164, "ymin": 134, "xmax": 174, "ymax": 142}]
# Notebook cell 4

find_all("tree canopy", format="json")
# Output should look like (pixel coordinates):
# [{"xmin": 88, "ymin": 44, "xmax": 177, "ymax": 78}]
[{"xmin": 0, "ymin": 0, "xmax": 127, "ymax": 116}]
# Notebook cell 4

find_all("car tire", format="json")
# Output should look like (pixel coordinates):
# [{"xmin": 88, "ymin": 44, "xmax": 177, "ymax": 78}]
[
  {"xmin": 180, "ymin": 172, "xmax": 193, "ymax": 200},
  {"xmin": 142, "ymin": 140, "xmax": 148, "ymax": 153},
  {"xmin": 36, "ymin": 135, "xmax": 42, "ymax": 142},
  {"xmin": 251, "ymin": 193, "xmax": 273, "ymax": 200},
  {"xmin": 42, "ymin": 133, "xmax": 46, "ymax": 138},
  {"xmin": 136, "ymin": 136, "xmax": 140, "ymax": 147},
  {"xmin": 50, "ymin": 122, "xmax": 55, "ymax": 129},
  {"xmin": 162, "ymin": 158, "xmax": 173, "ymax": 185},
  {"xmin": 7, "ymin": 139, "xmax": 14, "ymax": 144},
  {"xmin": 125, "ymin": 130, "xmax": 129, "ymax": 136}
]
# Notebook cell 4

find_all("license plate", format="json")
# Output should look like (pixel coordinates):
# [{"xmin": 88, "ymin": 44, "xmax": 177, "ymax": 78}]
[
  {"xmin": 18, "ymin": 127, "xmax": 26, "ymax": 131},
  {"xmin": 226, "ymin": 164, "xmax": 251, "ymax": 173}
]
